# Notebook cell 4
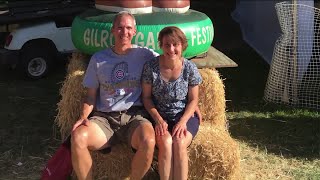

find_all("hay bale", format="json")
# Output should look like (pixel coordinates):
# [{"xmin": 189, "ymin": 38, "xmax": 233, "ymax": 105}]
[
  {"xmin": 55, "ymin": 52, "xmax": 240, "ymax": 180},
  {"xmin": 198, "ymin": 68, "xmax": 227, "ymax": 129},
  {"xmin": 189, "ymin": 122, "xmax": 240, "ymax": 180},
  {"xmin": 91, "ymin": 145, "xmax": 159, "ymax": 180},
  {"xmin": 55, "ymin": 52, "xmax": 89, "ymax": 139},
  {"xmin": 92, "ymin": 144, "xmax": 133, "ymax": 179}
]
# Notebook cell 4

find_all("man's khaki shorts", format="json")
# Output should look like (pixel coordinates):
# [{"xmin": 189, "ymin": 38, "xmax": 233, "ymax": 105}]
[{"xmin": 89, "ymin": 106, "xmax": 151, "ymax": 147}]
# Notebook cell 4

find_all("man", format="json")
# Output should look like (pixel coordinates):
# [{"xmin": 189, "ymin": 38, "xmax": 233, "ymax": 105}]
[{"xmin": 70, "ymin": 11, "xmax": 158, "ymax": 180}]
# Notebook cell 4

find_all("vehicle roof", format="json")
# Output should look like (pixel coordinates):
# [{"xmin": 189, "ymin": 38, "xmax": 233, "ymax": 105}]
[{"xmin": 0, "ymin": 0, "xmax": 94, "ymax": 24}]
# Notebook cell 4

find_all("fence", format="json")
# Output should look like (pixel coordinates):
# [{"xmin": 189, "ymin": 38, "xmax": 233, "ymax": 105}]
[{"xmin": 264, "ymin": 1, "xmax": 320, "ymax": 110}]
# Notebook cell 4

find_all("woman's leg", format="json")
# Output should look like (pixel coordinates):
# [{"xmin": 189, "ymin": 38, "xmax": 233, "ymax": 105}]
[
  {"xmin": 156, "ymin": 133, "xmax": 173, "ymax": 180},
  {"xmin": 172, "ymin": 132, "xmax": 192, "ymax": 180}
]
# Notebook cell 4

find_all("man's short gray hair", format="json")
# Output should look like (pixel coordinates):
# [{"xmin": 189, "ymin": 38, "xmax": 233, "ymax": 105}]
[{"xmin": 112, "ymin": 11, "xmax": 136, "ymax": 26}]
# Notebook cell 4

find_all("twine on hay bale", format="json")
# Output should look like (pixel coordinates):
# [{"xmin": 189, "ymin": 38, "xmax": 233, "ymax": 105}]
[{"xmin": 55, "ymin": 52, "xmax": 240, "ymax": 180}]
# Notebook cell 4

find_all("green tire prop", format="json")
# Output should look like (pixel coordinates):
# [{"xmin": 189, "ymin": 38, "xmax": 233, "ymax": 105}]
[{"xmin": 72, "ymin": 9, "xmax": 214, "ymax": 58}]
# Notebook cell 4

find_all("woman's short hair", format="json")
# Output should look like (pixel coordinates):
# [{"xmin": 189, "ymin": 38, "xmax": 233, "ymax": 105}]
[{"xmin": 158, "ymin": 26, "xmax": 188, "ymax": 51}]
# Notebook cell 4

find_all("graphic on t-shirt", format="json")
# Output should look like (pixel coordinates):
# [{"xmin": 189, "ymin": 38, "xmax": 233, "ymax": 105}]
[
  {"xmin": 116, "ymin": 88, "xmax": 126, "ymax": 95},
  {"xmin": 112, "ymin": 62, "xmax": 128, "ymax": 83}
]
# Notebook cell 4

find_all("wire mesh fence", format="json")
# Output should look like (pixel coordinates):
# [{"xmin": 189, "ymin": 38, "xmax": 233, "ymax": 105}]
[{"xmin": 264, "ymin": 1, "xmax": 320, "ymax": 110}]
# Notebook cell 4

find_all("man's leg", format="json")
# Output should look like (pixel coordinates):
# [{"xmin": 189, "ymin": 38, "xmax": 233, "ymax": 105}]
[
  {"xmin": 71, "ymin": 121, "xmax": 110, "ymax": 180},
  {"xmin": 130, "ymin": 122, "xmax": 156, "ymax": 180}
]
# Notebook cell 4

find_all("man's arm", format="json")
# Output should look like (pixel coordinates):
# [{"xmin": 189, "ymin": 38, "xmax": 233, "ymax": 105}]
[
  {"xmin": 72, "ymin": 88, "xmax": 97, "ymax": 131},
  {"xmin": 80, "ymin": 88, "xmax": 97, "ymax": 119}
]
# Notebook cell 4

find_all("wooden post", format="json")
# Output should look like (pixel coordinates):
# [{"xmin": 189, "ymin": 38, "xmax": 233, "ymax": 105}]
[{"xmin": 292, "ymin": 0, "xmax": 299, "ymax": 105}]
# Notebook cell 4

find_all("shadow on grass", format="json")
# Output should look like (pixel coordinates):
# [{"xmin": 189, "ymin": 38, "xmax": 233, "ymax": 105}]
[
  {"xmin": 211, "ymin": 10, "xmax": 320, "ymax": 160},
  {"xmin": 228, "ymin": 111, "xmax": 320, "ymax": 159},
  {"xmin": 219, "ymin": 40, "xmax": 320, "ymax": 160},
  {"xmin": 0, "ymin": 63, "xmax": 67, "ymax": 154}
]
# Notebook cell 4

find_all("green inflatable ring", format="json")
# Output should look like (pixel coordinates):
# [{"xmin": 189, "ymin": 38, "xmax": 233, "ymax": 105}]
[{"xmin": 71, "ymin": 8, "xmax": 214, "ymax": 58}]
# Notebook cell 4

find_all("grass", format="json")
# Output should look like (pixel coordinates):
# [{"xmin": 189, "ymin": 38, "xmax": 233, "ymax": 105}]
[
  {"xmin": 218, "ymin": 41, "xmax": 320, "ymax": 179},
  {"xmin": 0, "ymin": 65, "xmax": 65, "ymax": 179}
]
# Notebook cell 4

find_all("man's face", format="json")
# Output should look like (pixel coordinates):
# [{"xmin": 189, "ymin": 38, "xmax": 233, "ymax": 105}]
[{"xmin": 111, "ymin": 15, "xmax": 136, "ymax": 46}]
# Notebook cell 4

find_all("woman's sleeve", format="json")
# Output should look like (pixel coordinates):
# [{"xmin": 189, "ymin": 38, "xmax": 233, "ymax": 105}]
[
  {"xmin": 188, "ymin": 61, "xmax": 202, "ymax": 86},
  {"xmin": 141, "ymin": 60, "xmax": 153, "ymax": 84}
]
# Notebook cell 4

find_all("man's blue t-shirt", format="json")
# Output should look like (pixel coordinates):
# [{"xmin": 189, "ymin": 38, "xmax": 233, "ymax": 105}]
[{"xmin": 83, "ymin": 45, "xmax": 158, "ymax": 112}]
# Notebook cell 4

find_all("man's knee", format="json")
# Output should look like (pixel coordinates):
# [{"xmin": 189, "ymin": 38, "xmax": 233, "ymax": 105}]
[
  {"xmin": 132, "ymin": 123, "xmax": 155, "ymax": 151},
  {"xmin": 142, "ymin": 123, "xmax": 156, "ymax": 148},
  {"xmin": 139, "ymin": 132, "xmax": 155, "ymax": 151},
  {"xmin": 141, "ymin": 136, "xmax": 156, "ymax": 150},
  {"xmin": 71, "ymin": 127, "xmax": 90, "ymax": 149}
]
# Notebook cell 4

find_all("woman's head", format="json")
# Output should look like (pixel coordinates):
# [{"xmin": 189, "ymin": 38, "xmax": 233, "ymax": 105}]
[{"xmin": 158, "ymin": 26, "xmax": 188, "ymax": 52}]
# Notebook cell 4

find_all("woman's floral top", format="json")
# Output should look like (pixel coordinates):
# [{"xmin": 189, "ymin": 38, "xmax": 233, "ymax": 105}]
[{"xmin": 142, "ymin": 56, "xmax": 202, "ymax": 121}]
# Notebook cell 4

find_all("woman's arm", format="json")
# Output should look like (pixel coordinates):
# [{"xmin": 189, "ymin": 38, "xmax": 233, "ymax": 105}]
[
  {"xmin": 194, "ymin": 105, "xmax": 202, "ymax": 125},
  {"xmin": 142, "ymin": 82, "xmax": 168, "ymax": 136},
  {"xmin": 172, "ymin": 85, "xmax": 199, "ymax": 137}
]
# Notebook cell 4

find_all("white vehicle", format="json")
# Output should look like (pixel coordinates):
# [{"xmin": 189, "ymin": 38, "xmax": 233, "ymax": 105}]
[
  {"xmin": 0, "ymin": 0, "xmax": 93, "ymax": 79},
  {"xmin": 0, "ymin": 20, "xmax": 76, "ymax": 79}
]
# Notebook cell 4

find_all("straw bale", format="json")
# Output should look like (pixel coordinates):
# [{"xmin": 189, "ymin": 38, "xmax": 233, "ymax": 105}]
[
  {"xmin": 92, "ymin": 144, "xmax": 133, "ymax": 179},
  {"xmin": 55, "ymin": 52, "xmax": 90, "ymax": 139},
  {"xmin": 91, "ymin": 144, "xmax": 160, "ymax": 180},
  {"xmin": 189, "ymin": 122, "xmax": 241, "ymax": 180},
  {"xmin": 55, "ymin": 52, "xmax": 240, "ymax": 180},
  {"xmin": 198, "ymin": 68, "xmax": 227, "ymax": 129}
]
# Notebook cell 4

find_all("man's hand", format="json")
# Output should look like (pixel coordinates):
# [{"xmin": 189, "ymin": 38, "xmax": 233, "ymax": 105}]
[{"xmin": 72, "ymin": 118, "xmax": 90, "ymax": 131}]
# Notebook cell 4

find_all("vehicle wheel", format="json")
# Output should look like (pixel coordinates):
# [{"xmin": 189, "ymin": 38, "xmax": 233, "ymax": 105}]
[
  {"xmin": 25, "ymin": 56, "xmax": 50, "ymax": 78},
  {"xmin": 21, "ymin": 43, "xmax": 56, "ymax": 79}
]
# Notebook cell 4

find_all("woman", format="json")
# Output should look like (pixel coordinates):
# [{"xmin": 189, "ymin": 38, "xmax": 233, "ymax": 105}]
[{"xmin": 142, "ymin": 26, "xmax": 202, "ymax": 180}]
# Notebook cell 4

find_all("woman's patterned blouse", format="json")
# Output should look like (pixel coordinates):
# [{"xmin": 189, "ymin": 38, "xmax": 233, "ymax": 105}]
[{"xmin": 142, "ymin": 56, "xmax": 202, "ymax": 121}]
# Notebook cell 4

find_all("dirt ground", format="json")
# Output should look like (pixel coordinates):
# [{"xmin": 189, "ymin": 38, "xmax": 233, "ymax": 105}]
[{"xmin": 0, "ymin": 64, "xmax": 66, "ymax": 179}]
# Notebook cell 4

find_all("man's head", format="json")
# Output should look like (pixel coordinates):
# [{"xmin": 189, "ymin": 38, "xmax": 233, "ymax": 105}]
[{"xmin": 111, "ymin": 11, "xmax": 137, "ymax": 46}]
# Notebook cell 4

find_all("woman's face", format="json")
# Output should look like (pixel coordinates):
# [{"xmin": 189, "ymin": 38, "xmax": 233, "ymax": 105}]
[{"xmin": 161, "ymin": 36, "xmax": 182, "ymax": 60}]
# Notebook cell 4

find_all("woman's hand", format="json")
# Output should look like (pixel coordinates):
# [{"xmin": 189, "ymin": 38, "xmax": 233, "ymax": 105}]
[
  {"xmin": 72, "ymin": 118, "xmax": 90, "ymax": 131},
  {"xmin": 172, "ymin": 121, "xmax": 187, "ymax": 138},
  {"xmin": 155, "ymin": 120, "xmax": 168, "ymax": 136}
]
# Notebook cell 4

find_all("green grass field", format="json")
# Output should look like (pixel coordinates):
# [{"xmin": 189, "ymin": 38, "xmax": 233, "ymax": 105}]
[{"xmin": 219, "ymin": 46, "xmax": 320, "ymax": 179}]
